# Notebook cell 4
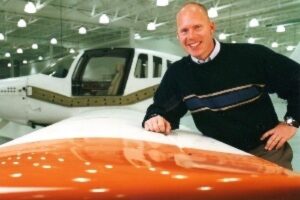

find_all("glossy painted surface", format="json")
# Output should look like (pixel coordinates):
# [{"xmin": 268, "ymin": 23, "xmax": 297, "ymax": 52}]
[{"xmin": 1, "ymin": 137, "xmax": 300, "ymax": 200}]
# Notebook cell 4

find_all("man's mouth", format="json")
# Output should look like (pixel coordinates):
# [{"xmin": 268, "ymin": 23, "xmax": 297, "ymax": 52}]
[{"xmin": 187, "ymin": 42, "xmax": 201, "ymax": 48}]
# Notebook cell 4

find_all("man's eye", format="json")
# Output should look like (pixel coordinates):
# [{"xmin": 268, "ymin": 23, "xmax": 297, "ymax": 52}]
[
  {"xmin": 181, "ymin": 30, "xmax": 188, "ymax": 34},
  {"xmin": 195, "ymin": 26, "xmax": 202, "ymax": 30}
]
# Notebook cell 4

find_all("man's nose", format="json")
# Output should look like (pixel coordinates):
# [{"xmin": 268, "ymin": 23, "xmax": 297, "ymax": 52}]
[{"xmin": 186, "ymin": 29, "xmax": 197, "ymax": 39}]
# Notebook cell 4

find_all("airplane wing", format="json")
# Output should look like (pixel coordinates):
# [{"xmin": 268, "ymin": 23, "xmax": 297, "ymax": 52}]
[{"xmin": 1, "ymin": 108, "xmax": 300, "ymax": 200}]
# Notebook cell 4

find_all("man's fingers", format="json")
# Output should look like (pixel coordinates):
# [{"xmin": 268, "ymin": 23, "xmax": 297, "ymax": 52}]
[
  {"xmin": 260, "ymin": 129, "xmax": 274, "ymax": 140},
  {"xmin": 265, "ymin": 135, "xmax": 283, "ymax": 151},
  {"xmin": 165, "ymin": 121, "xmax": 171, "ymax": 134},
  {"xmin": 144, "ymin": 115, "xmax": 171, "ymax": 134},
  {"xmin": 275, "ymin": 139, "xmax": 285, "ymax": 150},
  {"xmin": 157, "ymin": 117, "xmax": 167, "ymax": 133}
]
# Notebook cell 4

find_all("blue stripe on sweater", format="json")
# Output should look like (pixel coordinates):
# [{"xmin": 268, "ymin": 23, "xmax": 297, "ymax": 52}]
[{"xmin": 184, "ymin": 86, "xmax": 262, "ymax": 111}]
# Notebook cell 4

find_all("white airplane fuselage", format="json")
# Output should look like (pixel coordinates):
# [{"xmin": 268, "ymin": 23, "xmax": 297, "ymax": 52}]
[{"xmin": 0, "ymin": 48, "xmax": 181, "ymax": 126}]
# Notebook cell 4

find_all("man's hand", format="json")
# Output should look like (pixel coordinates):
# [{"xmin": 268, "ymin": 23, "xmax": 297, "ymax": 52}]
[
  {"xmin": 144, "ymin": 115, "xmax": 171, "ymax": 135},
  {"xmin": 260, "ymin": 122, "xmax": 297, "ymax": 151}
]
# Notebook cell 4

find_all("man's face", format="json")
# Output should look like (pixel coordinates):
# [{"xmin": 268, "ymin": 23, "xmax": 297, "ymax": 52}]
[{"xmin": 176, "ymin": 5, "xmax": 215, "ymax": 60}]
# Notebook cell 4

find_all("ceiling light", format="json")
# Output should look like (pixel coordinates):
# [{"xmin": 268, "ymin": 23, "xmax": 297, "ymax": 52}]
[
  {"xmin": 24, "ymin": 2, "xmax": 37, "ymax": 14},
  {"xmin": 22, "ymin": 60, "xmax": 28, "ymax": 64},
  {"xmin": 0, "ymin": 33, "xmax": 4, "ymax": 40},
  {"xmin": 7, "ymin": 63, "xmax": 12, "ymax": 67},
  {"xmin": 16, "ymin": 48, "xmax": 23, "ymax": 54},
  {"xmin": 218, "ymin": 33, "xmax": 227, "ymax": 40},
  {"xmin": 50, "ymin": 38, "xmax": 57, "ymax": 45},
  {"xmin": 208, "ymin": 7, "xmax": 218, "ymax": 18},
  {"xmin": 286, "ymin": 46, "xmax": 294, "ymax": 51},
  {"xmin": 38, "ymin": 56, "xmax": 43, "ymax": 60},
  {"xmin": 17, "ymin": 18, "xmax": 27, "ymax": 28},
  {"xmin": 69, "ymin": 48, "xmax": 75, "ymax": 54},
  {"xmin": 156, "ymin": 0, "xmax": 169, "ymax": 6},
  {"xmin": 134, "ymin": 33, "xmax": 141, "ymax": 40},
  {"xmin": 271, "ymin": 42, "xmax": 278, "ymax": 48},
  {"xmin": 249, "ymin": 18, "xmax": 259, "ymax": 27},
  {"xmin": 248, "ymin": 37, "xmax": 255, "ymax": 44},
  {"xmin": 5, "ymin": 52, "xmax": 11, "ymax": 57},
  {"xmin": 32, "ymin": 43, "xmax": 38, "ymax": 49},
  {"xmin": 78, "ymin": 26, "xmax": 87, "ymax": 34},
  {"xmin": 99, "ymin": 14, "xmax": 110, "ymax": 24},
  {"xmin": 276, "ymin": 25, "xmax": 285, "ymax": 33},
  {"xmin": 147, "ymin": 22, "xmax": 156, "ymax": 31}
]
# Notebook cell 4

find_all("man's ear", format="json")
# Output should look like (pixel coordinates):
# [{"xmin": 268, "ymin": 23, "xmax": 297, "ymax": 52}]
[{"xmin": 210, "ymin": 21, "xmax": 216, "ymax": 35}]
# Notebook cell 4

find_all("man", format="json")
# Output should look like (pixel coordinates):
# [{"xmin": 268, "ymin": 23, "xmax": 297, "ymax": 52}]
[{"xmin": 142, "ymin": 2, "xmax": 300, "ymax": 170}]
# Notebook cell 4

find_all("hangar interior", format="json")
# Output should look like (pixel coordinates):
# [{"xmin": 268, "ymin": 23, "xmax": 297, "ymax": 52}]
[{"xmin": 0, "ymin": 0, "xmax": 300, "ymax": 171}]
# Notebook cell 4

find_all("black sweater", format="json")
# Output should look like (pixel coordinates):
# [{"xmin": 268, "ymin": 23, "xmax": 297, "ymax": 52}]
[{"xmin": 143, "ymin": 43, "xmax": 300, "ymax": 151}]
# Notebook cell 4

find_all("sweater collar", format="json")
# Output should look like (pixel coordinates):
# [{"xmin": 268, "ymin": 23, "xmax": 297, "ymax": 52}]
[{"xmin": 191, "ymin": 39, "xmax": 220, "ymax": 64}]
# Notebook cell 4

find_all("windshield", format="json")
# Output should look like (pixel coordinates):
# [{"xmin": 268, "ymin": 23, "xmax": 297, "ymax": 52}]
[{"xmin": 41, "ymin": 55, "xmax": 75, "ymax": 78}]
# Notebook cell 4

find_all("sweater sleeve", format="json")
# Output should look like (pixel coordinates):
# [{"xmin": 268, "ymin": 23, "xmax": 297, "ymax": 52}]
[
  {"xmin": 142, "ymin": 66, "xmax": 188, "ymax": 129},
  {"xmin": 261, "ymin": 45, "xmax": 300, "ymax": 123}
]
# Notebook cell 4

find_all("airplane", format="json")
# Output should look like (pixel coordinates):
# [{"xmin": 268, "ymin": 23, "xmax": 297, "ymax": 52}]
[{"xmin": 0, "ymin": 45, "xmax": 300, "ymax": 199}]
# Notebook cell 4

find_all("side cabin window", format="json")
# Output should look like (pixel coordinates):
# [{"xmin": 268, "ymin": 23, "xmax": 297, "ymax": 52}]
[
  {"xmin": 153, "ymin": 56, "xmax": 162, "ymax": 78},
  {"xmin": 72, "ymin": 48, "xmax": 133, "ymax": 96},
  {"xmin": 134, "ymin": 54, "xmax": 148, "ymax": 78}
]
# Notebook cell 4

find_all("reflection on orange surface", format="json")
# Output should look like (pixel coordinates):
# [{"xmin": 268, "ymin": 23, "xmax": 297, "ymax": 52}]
[{"xmin": 0, "ymin": 137, "xmax": 300, "ymax": 200}]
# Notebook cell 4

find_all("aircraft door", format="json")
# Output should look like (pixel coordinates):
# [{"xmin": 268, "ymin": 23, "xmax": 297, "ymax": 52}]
[{"xmin": 72, "ymin": 48, "xmax": 133, "ymax": 96}]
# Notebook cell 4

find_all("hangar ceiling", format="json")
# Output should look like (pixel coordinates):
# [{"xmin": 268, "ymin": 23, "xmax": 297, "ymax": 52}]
[{"xmin": 0, "ymin": 0, "xmax": 299, "ymax": 67}]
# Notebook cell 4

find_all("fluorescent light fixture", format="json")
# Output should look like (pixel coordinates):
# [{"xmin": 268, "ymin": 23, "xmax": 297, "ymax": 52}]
[
  {"xmin": 134, "ymin": 33, "xmax": 141, "ymax": 40},
  {"xmin": 16, "ymin": 48, "xmax": 23, "ymax": 54},
  {"xmin": 17, "ymin": 18, "xmax": 27, "ymax": 28},
  {"xmin": 7, "ymin": 63, "xmax": 12, "ymax": 67},
  {"xmin": 208, "ymin": 7, "xmax": 218, "ymax": 18},
  {"xmin": 248, "ymin": 37, "xmax": 255, "ymax": 44},
  {"xmin": 38, "ymin": 56, "xmax": 43, "ymax": 60},
  {"xmin": 147, "ymin": 22, "xmax": 156, "ymax": 31},
  {"xmin": 249, "ymin": 18, "xmax": 259, "ymax": 27},
  {"xmin": 22, "ymin": 60, "xmax": 28, "ymax": 64},
  {"xmin": 24, "ymin": 2, "xmax": 37, "ymax": 13},
  {"xmin": 5, "ymin": 52, "xmax": 11, "ymax": 57},
  {"xmin": 69, "ymin": 48, "xmax": 75, "ymax": 54},
  {"xmin": 286, "ymin": 46, "xmax": 294, "ymax": 51},
  {"xmin": 271, "ymin": 42, "xmax": 278, "ymax": 48},
  {"xmin": 99, "ymin": 14, "xmax": 110, "ymax": 24},
  {"xmin": 276, "ymin": 25, "xmax": 285, "ymax": 33},
  {"xmin": 32, "ymin": 43, "xmax": 38, "ymax": 49},
  {"xmin": 50, "ymin": 38, "xmax": 57, "ymax": 45},
  {"xmin": 156, "ymin": 0, "xmax": 168, "ymax": 6},
  {"xmin": 218, "ymin": 33, "xmax": 227, "ymax": 40},
  {"xmin": 0, "ymin": 33, "xmax": 4, "ymax": 40},
  {"xmin": 78, "ymin": 26, "xmax": 87, "ymax": 34}
]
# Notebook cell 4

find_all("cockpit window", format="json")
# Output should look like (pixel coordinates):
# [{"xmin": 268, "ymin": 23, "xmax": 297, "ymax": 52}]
[
  {"xmin": 41, "ymin": 55, "xmax": 74, "ymax": 78},
  {"xmin": 80, "ymin": 56, "xmax": 126, "ymax": 95},
  {"xmin": 72, "ymin": 48, "xmax": 133, "ymax": 96}
]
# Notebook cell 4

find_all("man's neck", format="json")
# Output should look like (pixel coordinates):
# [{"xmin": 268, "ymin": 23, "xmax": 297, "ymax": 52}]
[{"xmin": 191, "ymin": 39, "xmax": 220, "ymax": 64}]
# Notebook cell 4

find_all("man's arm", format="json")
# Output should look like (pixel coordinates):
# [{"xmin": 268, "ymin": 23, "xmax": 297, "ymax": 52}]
[
  {"xmin": 142, "ymin": 66, "xmax": 188, "ymax": 134},
  {"xmin": 261, "ymin": 46, "xmax": 300, "ymax": 150}
]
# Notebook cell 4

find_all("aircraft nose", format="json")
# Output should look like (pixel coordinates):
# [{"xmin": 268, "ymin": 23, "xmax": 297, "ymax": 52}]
[{"xmin": 0, "ymin": 77, "xmax": 29, "ymax": 124}]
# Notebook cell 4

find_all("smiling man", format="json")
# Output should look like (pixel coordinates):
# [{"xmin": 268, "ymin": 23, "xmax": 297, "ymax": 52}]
[{"xmin": 142, "ymin": 2, "xmax": 300, "ymax": 170}]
